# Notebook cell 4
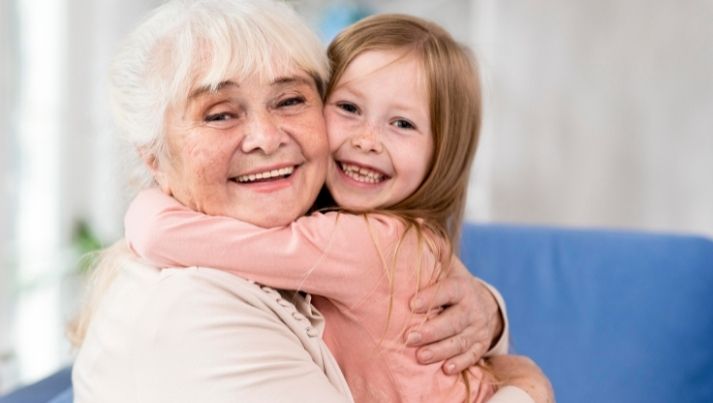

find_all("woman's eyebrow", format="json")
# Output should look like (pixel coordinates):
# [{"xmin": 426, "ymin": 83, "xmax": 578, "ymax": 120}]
[
  {"xmin": 188, "ymin": 80, "xmax": 239, "ymax": 101},
  {"xmin": 272, "ymin": 76, "xmax": 313, "ymax": 88}
]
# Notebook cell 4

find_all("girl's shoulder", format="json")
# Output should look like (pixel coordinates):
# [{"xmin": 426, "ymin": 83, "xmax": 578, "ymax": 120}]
[
  {"xmin": 299, "ymin": 210, "xmax": 408, "ymax": 235},
  {"xmin": 298, "ymin": 211, "xmax": 445, "ymax": 251}
]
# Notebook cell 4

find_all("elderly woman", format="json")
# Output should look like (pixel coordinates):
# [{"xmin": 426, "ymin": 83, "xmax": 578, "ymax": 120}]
[{"xmin": 71, "ymin": 1, "xmax": 551, "ymax": 402}]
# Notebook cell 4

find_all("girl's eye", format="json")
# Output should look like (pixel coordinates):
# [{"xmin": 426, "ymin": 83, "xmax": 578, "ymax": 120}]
[
  {"xmin": 392, "ymin": 119, "xmax": 416, "ymax": 130},
  {"xmin": 277, "ymin": 96, "xmax": 305, "ymax": 108},
  {"xmin": 336, "ymin": 102, "xmax": 359, "ymax": 114}
]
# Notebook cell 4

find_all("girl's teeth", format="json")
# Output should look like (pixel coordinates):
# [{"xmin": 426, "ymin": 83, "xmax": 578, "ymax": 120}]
[{"xmin": 340, "ymin": 162, "xmax": 384, "ymax": 183}]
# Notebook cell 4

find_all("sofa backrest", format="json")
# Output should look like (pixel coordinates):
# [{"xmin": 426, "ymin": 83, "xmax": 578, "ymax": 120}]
[{"xmin": 461, "ymin": 224, "xmax": 713, "ymax": 403}]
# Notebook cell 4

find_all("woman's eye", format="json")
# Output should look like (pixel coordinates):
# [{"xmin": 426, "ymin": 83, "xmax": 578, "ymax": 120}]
[
  {"xmin": 205, "ymin": 112, "xmax": 234, "ymax": 122},
  {"xmin": 392, "ymin": 119, "xmax": 415, "ymax": 130},
  {"xmin": 277, "ymin": 96, "xmax": 305, "ymax": 108},
  {"xmin": 336, "ymin": 102, "xmax": 359, "ymax": 114}
]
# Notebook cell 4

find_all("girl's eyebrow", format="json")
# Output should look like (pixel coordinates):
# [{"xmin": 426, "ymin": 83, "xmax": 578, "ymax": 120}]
[
  {"xmin": 332, "ymin": 82, "xmax": 365, "ymax": 99},
  {"xmin": 337, "ymin": 82, "xmax": 424, "ymax": 114}
]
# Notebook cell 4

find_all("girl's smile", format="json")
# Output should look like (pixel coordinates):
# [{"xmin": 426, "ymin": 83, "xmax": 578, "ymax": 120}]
[{"xmin": 325, "ymin": 49, "xmax": 433, "ymax": 211}]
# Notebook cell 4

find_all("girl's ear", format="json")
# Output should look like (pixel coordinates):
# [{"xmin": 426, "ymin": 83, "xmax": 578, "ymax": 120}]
[{"xmin": 137, "ymin": 146, "xmax": 172, "ymax": 195}]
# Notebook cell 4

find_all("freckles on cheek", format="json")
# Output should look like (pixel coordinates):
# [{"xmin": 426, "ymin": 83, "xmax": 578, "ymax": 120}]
[
  {"xmin": 295, "ymin": 121, "xmax": 330, "ymax": 158},
  {"xmin": 326, "ymin": 119, "xmax": 354, "ymax": 149},
  {"xmin": 323, "ymin": 126, "xmax": 341, "ymax": 153},
  {"xmin": 185, "ymin": 143, "xmax": 226, "ymax": 182}
]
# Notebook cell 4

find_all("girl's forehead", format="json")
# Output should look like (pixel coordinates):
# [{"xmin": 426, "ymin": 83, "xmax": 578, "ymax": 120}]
[
  {"xmin": 336, "ymin": 49, "xmax": 427, "ymax": 91},
  {"xmin": 350, "ymin": 49, "xmax": 422, "ymax": 75}
]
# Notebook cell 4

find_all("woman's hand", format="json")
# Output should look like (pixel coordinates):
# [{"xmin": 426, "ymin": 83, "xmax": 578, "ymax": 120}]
[
  {"xmin": 486, "ymin": 355, "xmax": 555, "ymax": 403},
  {"xmin": 405, "ymin": 258, "xmax": 504, "ymax": 374}
]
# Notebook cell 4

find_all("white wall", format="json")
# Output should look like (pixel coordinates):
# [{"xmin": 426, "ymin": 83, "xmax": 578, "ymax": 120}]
[
  {"xmin": 468, "ymin": 0, "xmax": 713, "ymax": 237},
  {"xmin": 0, "ymin": 0, "xmax": 20, "ymax": 389},
  {"xmin": 0, "ymin": 0, "xmax": 161, "ymax": 391}
]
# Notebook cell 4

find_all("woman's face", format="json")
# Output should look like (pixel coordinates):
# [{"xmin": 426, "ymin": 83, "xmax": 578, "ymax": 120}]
[{"xmin": 154, "ymin": 67, "xmax": 329, "ymax": 227}]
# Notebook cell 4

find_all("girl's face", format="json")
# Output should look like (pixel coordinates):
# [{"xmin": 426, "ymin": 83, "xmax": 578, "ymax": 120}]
[{"xmin": 324, "ymin": 50, "xmax": 433, "ymax": 211}]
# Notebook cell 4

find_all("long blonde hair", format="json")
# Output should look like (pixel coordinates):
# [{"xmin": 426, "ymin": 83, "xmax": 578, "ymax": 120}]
[
  {"xmin": 326, "ymin": 14, "xmax": 485, "ymax": 399},
  {"xmin": 67, "ymin": 242, "xmax": 129, "ymax": 347},
  {"xmin": 326, "ymin": 14, "xmax": 482, "ymax": 251}
]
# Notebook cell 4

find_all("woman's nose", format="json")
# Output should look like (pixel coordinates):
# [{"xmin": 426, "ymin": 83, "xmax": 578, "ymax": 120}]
[
  {"xmin": 350, "ymin": 127, "xmax": 383, "ymax": 153},
  {"xmin": 240, "ymin": 112, "xmax": 287, "ymax": 155}
]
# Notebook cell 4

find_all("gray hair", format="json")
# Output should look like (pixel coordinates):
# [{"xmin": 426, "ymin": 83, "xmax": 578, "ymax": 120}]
[
  {"xmin": 110, "ymin": 0, "xmax": 328, "ymax": 183},
  {"xmin": 70, "ymin": 0, "xmax": 329, "ymax": 347}
]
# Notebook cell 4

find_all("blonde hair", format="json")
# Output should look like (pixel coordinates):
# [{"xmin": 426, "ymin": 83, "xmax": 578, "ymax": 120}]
[
  {"xmin": 326, "ymin": 14, "xmax": 482, "ymax": 249},
  {"xmin": 67, "ymin": 242, "xmax": 128, "ymax": 347},
  {"xmin": 69, "ymin": 0, "xmax": 328, "ymax": 347},
  {"xmin": 326, "ymin": 14, "xmax": 485, "ymax": 399}
]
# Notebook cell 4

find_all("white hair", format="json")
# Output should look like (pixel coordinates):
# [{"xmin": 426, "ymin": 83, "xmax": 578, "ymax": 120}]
[
  {"xmin": 110, "ymin": 0, "xmax": 328, "ymax": 183},
  {"xmin": 68, "ymin": 0, "xmax": 328, "ymax": 347}
]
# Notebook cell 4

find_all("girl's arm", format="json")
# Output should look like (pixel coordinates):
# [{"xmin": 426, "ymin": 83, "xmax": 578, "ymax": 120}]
[{"xmin": 125, "ymin": 188, "xmax": 411, "ymax": 302}]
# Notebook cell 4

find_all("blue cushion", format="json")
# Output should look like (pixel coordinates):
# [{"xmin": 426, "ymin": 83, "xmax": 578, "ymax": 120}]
[
  {"xmin": 47, "ymin": 387, "xmax": 72, "ymax": 403},
  {"xmin": 0, "ymin": 367, "xmax": 71, "ymax": 403},
  {"xmin": 461, "ymin": 224, "xmax": 713, "ymax": 403}
]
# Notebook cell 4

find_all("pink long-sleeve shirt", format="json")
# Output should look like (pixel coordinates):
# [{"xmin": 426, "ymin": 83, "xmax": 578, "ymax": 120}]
[{"xmin": 125, "ymin": 188, "xmax": 494, "ymax": 402}]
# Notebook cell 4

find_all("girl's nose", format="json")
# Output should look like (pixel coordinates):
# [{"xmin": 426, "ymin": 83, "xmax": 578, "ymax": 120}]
[{"xmin": 351, "ymin": 127, "xmax": 383, "ymax": 153}]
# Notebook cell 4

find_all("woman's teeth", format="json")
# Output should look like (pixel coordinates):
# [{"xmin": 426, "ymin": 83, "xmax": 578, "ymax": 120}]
[
  {"xmin": 340, "ymin": 162, "xmax": 385, "ymax": 184},
  {"xmin": 236, "ymin": 166, "xmax": 295, "ymax": 183}
]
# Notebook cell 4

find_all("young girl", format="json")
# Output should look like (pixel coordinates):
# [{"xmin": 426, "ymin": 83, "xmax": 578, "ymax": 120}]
[{"xmin": 125, "ymin": 14, "xmax": 529, "ymax": 402}]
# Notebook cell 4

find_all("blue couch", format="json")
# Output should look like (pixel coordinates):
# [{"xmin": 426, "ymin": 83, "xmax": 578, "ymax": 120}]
[
  {"xmin": 2, "ymin": 224, "xmax": 712, "ymax": 402},
  {"xmin": 462, "ymin": 224, "xmax": 713, "ymax": 402}
]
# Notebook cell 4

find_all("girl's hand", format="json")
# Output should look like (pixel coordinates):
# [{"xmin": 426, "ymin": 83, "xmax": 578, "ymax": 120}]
[{"xmin": 405, "ymin": 258, "xmax": 504, "ymax": 374}]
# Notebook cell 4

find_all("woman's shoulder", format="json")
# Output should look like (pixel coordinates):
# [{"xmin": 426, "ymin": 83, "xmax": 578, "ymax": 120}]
[
  {"xmin": 77, "ymin": 260, "xmax": 351, "ymax": 403},
  {"xmin": 120, "ymin": 261, "xmax": 315, "ymax": 321},
  {"xmin": 130, "ymin": 262, "xmax": 268, "ymax": 303}
]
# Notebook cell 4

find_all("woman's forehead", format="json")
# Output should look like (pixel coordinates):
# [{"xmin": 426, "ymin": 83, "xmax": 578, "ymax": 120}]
[
  {"xmin": 191, "ymin": 61, "xmax": 312, "ymax": 91},
  {"xmin": 176, "ymin": 65, "xmax": 319, "ymax": 111}
]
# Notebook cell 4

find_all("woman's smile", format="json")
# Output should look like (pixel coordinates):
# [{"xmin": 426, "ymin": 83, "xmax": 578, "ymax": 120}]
[
  {"xmin": 159, "ymin": 68, "xmax": 329, "ymax": 227},
  {"xmin": 233, "ymin": 163, "xmax": 298, "ymax": 183},
  {"xmin": 231, "ymin": 163, "xmax": 302, "ymax": 193}
]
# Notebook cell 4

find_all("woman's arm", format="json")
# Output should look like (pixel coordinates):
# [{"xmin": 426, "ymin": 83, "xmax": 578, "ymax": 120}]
[{"xmin": 406, "ymin": 258, "xmax": 509, "ymax": 374}]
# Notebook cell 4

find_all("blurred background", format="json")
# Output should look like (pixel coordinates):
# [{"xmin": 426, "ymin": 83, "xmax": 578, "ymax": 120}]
[{"xmin": 1, "ymin": 0, "xmax": 711, "ymax": 393}]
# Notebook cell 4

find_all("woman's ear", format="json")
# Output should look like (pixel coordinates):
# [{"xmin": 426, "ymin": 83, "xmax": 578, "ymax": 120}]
[{"xmin": 137, "ymin": 146, "xmax": 172, "ymax": 195}]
